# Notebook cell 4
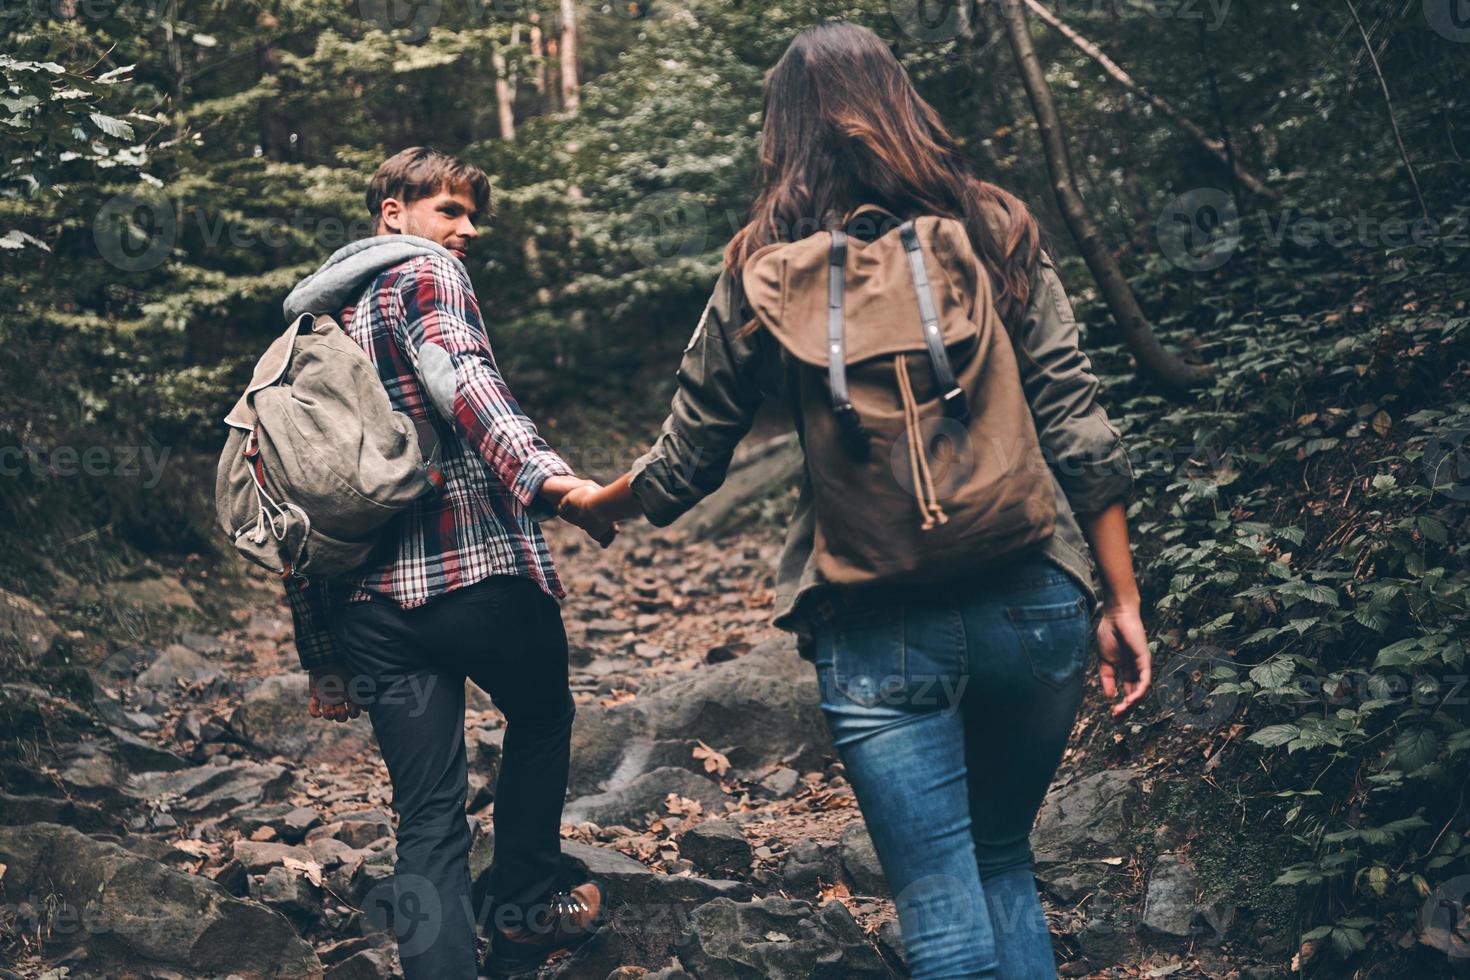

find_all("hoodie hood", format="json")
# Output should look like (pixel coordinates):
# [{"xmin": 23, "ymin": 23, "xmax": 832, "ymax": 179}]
[{"xmin": 283, "ymin": 233, "xmax": 458, "ymax": 321}]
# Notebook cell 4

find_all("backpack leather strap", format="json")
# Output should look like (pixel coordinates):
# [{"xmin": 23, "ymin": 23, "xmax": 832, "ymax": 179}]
[
  {"xmin": 900, "ymin": 221, "xmax": 971, "ymax": 425},
  {"xmin": 826, "ymin": 231, "xmax": 868, "ymax": 457}
]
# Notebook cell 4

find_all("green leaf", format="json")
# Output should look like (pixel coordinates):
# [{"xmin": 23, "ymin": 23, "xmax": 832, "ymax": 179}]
[
  {"xmin": 1249, "ymin": 724, "xmax": 1301, "ymax": 748},
  {"xmin": 1249, "ymin": 657, "xmax": 1295, "ymax": 689},
  {"xmin": 1394, "ymin": 729, "xmax": 1438, "ymax": 771},
  {"xmin": 90, "ymin": 112, "xmax": 135, "ymax": 140}
]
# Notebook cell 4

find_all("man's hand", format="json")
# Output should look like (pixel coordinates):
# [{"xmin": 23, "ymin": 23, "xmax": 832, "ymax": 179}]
[
  {"xmin": 1095, "ymin": 602, "xmax": 1151, "ymax": 718},
  {"xmin": 308, "ymin": 666, "xmax": 364, "ymax": 723},
  {"xmin": 558, "ymin": 484, "xmax": 618, "ymax": 548}
]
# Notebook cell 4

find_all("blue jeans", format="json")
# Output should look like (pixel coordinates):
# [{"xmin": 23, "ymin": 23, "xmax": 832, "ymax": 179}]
[{"xmin": 810, "ymin": 550, "xmax": 1090, "ymax": 979}]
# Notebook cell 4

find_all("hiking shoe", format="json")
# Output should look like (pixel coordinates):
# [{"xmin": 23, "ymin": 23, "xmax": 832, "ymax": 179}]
[{"xmin": 483, "ymin": 881, "xmax": 605, "ymax": 977}]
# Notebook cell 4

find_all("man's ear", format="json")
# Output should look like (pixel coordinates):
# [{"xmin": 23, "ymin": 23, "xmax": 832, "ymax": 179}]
[{"xmin": 379, "ymin": 198, "xmax": 404, "ymax": 234}]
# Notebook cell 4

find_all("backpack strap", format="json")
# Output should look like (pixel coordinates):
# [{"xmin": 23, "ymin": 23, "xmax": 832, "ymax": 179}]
[
  {"xmin": 826, "ymin": 231, "xmax": 869, "ymax": 458},
  {"xmin": 899, "ymin": 221, "xmax": 971, "ymax": 425}
]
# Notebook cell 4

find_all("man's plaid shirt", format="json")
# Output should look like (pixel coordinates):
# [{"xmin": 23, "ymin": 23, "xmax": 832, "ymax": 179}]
[{"xmin": 285, "ymin": 253, "xmax": 575, "ymax": 670}]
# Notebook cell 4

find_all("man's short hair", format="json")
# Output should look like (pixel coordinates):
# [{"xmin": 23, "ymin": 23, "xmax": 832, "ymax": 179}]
[{"xmin": 366, "ymin": 147, "xmax": 492, "ymax": 219}]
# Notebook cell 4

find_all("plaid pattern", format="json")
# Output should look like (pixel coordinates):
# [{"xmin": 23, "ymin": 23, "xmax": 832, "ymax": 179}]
[{"xmin": 285, "ymin": 253, "xmax": 574, "ymax": 670}]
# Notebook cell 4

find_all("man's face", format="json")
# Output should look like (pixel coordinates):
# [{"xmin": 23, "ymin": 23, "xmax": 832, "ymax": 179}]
[{"xmin": 377, "ymin": 184, "xmax": 480, "ymax": 260}]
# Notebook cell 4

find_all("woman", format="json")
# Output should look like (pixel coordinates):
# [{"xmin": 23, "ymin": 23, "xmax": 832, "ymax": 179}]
[{"xmin": 563, "ymin": 21, "xmax": 1151, "ymax": 979}]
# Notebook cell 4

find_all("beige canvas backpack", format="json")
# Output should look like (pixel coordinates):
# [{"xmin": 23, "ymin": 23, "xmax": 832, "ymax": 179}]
[
  {"xmin": 740, "ymin": 205, "xmax": 1056, "ymax": 587},
  {"xmin": 214, "ymin": 312, "xmax": 440, "ymax": 581}
]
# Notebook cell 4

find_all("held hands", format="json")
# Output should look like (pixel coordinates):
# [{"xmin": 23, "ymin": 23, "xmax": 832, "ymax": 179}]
[
  {"xmin": 558, "ymin": 484, "xmax": 618, "ymax": 549},
  {"xmin": 1095, "ymin": 602, "xmax": 1151, "ymax": 718},
  {"xmin": 308, "ymin": 667, "xmax": 364, "ymax": 723}
]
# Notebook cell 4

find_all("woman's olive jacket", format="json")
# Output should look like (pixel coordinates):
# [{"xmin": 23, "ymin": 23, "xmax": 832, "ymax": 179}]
[{"xmin": 628, "ymin": 250, "xmax": 1137, "ymax": 655}]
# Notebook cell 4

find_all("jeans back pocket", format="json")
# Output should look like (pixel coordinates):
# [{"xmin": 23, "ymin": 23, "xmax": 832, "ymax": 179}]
[{"xmin": 1005, "ymin": 593, "xmax": 1089, "ymax": 689}]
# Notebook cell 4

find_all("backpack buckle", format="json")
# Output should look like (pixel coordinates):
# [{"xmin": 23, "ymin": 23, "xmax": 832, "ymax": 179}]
[
  {"xmin": 834, "ymin": 403, "xmax": 870, "ymax": 459},
  {"xmin": 941, "ymin": 387, "xmax": 971, "ymax": 425}
]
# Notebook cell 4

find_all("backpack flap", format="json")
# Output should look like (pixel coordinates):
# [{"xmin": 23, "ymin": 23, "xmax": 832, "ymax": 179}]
[
  {"xmin": 741, "ymin": 214, "xmax": 986, "ymax": 369},
  {"xmin": 223, "ymin": 314, "xmax": 316, "ymax": 433}
]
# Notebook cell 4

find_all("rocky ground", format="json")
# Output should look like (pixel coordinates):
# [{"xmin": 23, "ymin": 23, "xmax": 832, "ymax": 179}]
[{"xmin": 1, "ymin": 444, "xmax": 1301, "ymax": 980}]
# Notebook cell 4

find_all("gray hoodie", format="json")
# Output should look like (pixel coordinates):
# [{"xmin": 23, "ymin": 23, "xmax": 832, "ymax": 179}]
[{"xmin": 282, "ymin": 233, "xmax": 458, "ymax": 321}]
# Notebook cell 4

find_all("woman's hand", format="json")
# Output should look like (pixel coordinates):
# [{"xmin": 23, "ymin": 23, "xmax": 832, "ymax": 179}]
[
  {"xmin": 1095, "ymin": 602, "xmax": 1151, "ymax": 717},
  {"xmin": 559, "ymin": 484, "xmax": 619, "ymax": 548}
]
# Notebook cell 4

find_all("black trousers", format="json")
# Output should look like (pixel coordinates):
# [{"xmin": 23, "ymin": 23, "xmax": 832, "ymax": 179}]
[{"xmin": 330, "ymin": 574, "xmax": 574, "ymax": 980}]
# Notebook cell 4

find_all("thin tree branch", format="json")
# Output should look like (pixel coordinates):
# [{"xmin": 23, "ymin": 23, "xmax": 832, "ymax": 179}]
[
  {"xmin": 1343, "ymin": 0, "xmax": 1430, "ymax": 222},
  {"xmin": 1022, "ymin": 0, "xmax": 1280, "ymax": 200}
]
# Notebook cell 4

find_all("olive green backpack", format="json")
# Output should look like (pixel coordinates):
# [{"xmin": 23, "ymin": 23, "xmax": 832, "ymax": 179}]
[{"xmin": 214, "ymin": 312, "xmax": 441, "ymax": 581}]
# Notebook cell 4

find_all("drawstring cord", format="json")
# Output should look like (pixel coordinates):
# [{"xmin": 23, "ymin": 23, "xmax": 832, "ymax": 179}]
[
  {"xmin": 242, "ymin": 428, "xmax": 310, "ymax": 576},
  {"xmin": 894, "ymin": 355, "xmax": 949, "ymax": 530}
]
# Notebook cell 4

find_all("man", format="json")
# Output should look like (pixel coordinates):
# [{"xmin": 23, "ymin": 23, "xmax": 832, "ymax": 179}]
[{"xmin": 281, "ymin": 147, "xmax": 611, "ymax": 979}]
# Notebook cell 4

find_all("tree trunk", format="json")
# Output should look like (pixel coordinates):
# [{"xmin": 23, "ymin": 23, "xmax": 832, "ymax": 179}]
[
  {"xmin": 998, "ymin": 0, "xmax": 1212, "ymax": 392},
  {"xmin": 529, "ymin": 13, "xmax": 548, "ymax": 98},
  {"xmin": 559, "ymin": 0, "xmax": 580, "ymax": 111},
  {"xmin": 492, "ymin": 25, "xmax": 518, "ymax": 140},
  {"xmin": 1022, "ymin": 0, "xmax": 1279, "ymax": 201}
]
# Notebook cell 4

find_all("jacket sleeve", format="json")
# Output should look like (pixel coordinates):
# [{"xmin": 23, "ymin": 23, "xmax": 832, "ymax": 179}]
[
  {"xmin": 629, "ymin": 269, "xmax": 769, "ymax": 526},
  {"xmin": 1013, "ymin": 252, "xmax": 1136, "ymax": 516},
  {"xmin": 284, "ymin": 577, "xmax": 339, "ymax": 672},
  {"xmin": 389, "ymin": 255, "xmax": 575, "ymax": 518}
]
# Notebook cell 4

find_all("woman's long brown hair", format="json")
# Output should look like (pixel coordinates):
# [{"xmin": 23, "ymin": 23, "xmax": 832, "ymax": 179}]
[{"xmin": 726, "ymin": 21, "xmax": 1042, "ymax": 331}]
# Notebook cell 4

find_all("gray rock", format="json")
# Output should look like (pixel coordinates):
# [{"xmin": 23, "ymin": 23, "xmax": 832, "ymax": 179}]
[
  {"xmin": 679, "ymin": 819, "xmax": 753, "ymax": 877},
  {"xmin": 326, "ymin": 948, "xmax": 397, "ymax": 980},
  {"xmin": 780, "ymin": 839, "xmax": 842, "ymax": 896},
  {"xmin": 283, "ymin": 805, "xmax": 325, "ymax": 843},
  {"xmin": 0, "ymin": 791, "xmax": 110, "ymax": 830},
  {"xmin": 0, "ymin": 822, "xmax": 320, "ymax": 978},
  {"xmin": 106, "ymin": 726, "xmax": 189, "ymax": 772},
  {"xmin": 232, "ymin": 838, "xmax": 317, "ymax": 874},
  {"xmin": 135, "ymin": 643, "xmax": 223, "ymax": 692},
  {"xmin": 230, "ymin": 673, "xmax": 376, "ymax": 764},
  {"xmin": 177, "ymin": 629, "xmax": 226, "ymax": 656},
  {"xmin": 1034, "ymin": 864, "xmax": 1104, "ymax": 903},
  {"xmin": 251, "ymin": 864, "xmax": 324, "ymax": 922},
  {"xmin": 0, "ymin": 587, "xmax": 64, "ymax": 662},
  {"xmin": 126, "ymin": 761, "xmax": 292, "ymax": 815},
  {"xmin": 309, "ymin": 808, "xmax": 394, "ymax": 849},
  {"xmin": 1074, "ymin": 903, "xmax": 1140, "ymax": 965},
  {"xmin": 839, "ymin": 822, "xmax": 889, "ymax": 897},
  {"xmin": 758, "ymin": 766, "xmax": 801, "ymax": 798},
  {"xmin": 475, "ymin": 833, "xmax": 749, "ymax": 974},
  {"xmin": 104, "ymin": 570, "xmax": 201, "ymax": 613},
  {"xmin": 1141, "ymin": 852, "xmax": 1232, "ymax": 939},
  {"xmin": 677, "ymin": 896, "xmax": 887, "ymax": 979},
  {"xmin": 565, "ymin": 766, "xmax": 727, "ymax": 828},
  {"xmin": 1030, "ymin": 769, "xmax": 1140, "ymax": 864},
  {"xmin": 1141, "ymin": 852, "xmax": 1199, "ymax": 937},
  {"xmin": 568, "ymin": 636, "xmax": 831, "ymax": 798},
  {"xmin": 348, "ymin": 855, "xmax": 396, "ymax": 909}
]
